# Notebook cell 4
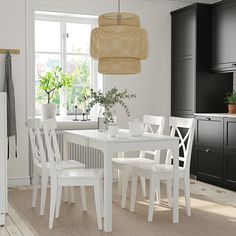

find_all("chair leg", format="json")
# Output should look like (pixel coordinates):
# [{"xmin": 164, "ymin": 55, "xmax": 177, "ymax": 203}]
[
  {"xmin": 148, "ymin": 175, "xmax": 157, "ymax": 222},
  {"xmin": 49, "ymin": 182, "xmax": 57, "ymax": 229},
  {"xmin": 155, "ymin": 179, "xmax": 161, "ymax": 204},
  {"xmin": 166, "ymin": 179, "xmax": 173, "ymax": 208},
  {"xmin": 32, "ymin": 171, "xmax": 39, "ymax": 208},
  {"xmin": 130, "ymin": 175, "xmax": 138, "ymax": 212},
  {"xmin": 100, "ymin": 181, "xmax": 104, "ymax": 217},
  {"xmin": 40, "ymin": 173, "xmax": 48, "ymax": 215},
  {"xmin": 121, "ymin": 170, "xmax": 129, "ymax": 208},
  {"xmin": 140, "ymin": 177, "xmax": 147, "ymax": 197},
  {"xmin": 118, "ymin": 169, "xmax": 122, "ymax": 196},
  {"xmin": 55, "ymin": 186, "xmax": 62, "ymax": 218},
  {"xmin": 184, "ymin": 177, "xmax": 191, "ymax": 216},
  {"xmin": 94, "ymin": 181, "xmax": 103, "ymax": 230},
  {"xmin": 69, "ymin": 187, "xmax": 75, "ymax": 203},
  {"xmin": 80, "ymin": 186, "xmax": 87, "ymax": 211}
]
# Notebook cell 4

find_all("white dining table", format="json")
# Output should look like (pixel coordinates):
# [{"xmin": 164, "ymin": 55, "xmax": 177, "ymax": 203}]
[{"xmin": 63, "ymin": 129, "xmax": 179, "ymax": 232}]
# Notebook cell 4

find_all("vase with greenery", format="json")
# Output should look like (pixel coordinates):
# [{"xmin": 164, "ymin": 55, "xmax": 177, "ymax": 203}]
[
  {"xmin": 86, "ymin": 87, "xmax": 136, "ymax": 129},
  {"xmin": 39, "ymin": 66, "xmax": 74, "ymax": 119},
  {"xmin": 224, "ymin": 91, "xmax": 236, "ymax": 114}
]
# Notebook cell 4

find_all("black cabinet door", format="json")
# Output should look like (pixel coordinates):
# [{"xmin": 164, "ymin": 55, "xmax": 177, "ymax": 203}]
[
  {"xmin": 172, "ymin": 58, "xmax": 194, "ymax": 115},
  {"xmin": 224, "ymin": 151, "xmax": 236, "ymax": 191},
  {"xmin": 212, "ymin": 0, "xmax": 236, "ymax": 71},
  {"xmin": 224, "ymin": 117, "xmax": 236, "ymax": 152},
  {"xmin": 172, "ymin": 8, "xmax": 195, "ymax": 59},
  {"xmin": 196, "ymin": 146, "xmax": 224, "ymax": 186},
  {"xmin": 223, "ymin": 117, "xmax": 236, "ymax": 190},
  {"xmin": 195, "ymin": 116, "xmax": 223, "ymax": 148}
]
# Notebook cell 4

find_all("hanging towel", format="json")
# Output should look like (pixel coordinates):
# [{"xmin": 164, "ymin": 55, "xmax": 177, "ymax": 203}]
[{"xmin": 3, "ymin": 53, "xmax": 17, "ymax": 158}]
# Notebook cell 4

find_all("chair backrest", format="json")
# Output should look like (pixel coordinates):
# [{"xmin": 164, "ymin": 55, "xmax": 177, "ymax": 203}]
[
  {"xmin": 42, "ymin": 119, "xmax": 62, "ymax": 168},
  {"xmin": 25, "ymin": 118, "xmax": 47, "ymax": 170},
  {"xmin": 165, "ymin": 117, "xmax": 196, "ymax": 173},
  {"xmin": 140, "ymin": 115, "xmax": 165, "ymax": 163}
]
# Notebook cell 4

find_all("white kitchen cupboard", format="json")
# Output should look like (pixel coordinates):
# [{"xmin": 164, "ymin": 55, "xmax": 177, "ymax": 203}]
[{"xmin": 0, "ymin": 92, "xmax": 7, "ymax": 226}]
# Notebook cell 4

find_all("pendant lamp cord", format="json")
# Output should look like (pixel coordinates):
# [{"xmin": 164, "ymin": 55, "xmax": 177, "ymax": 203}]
[
  {"xmin": 118, "ymin": 0, "xmax": 120, "ymax": 13},
  {"xmin": 117, "ymin": 0, "xmax": 121, "ymax": 24}
]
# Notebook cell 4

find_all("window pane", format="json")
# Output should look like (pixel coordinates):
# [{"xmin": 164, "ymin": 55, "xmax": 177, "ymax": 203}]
[
  {"xmin": 66, "ymin": 23, "xmax": 91, "ymax": 54},
  {"xmin": 66, "ymin": 55, "xmax": 91, "ymax": 113},
  {"xmin": 35, "ymin": 20, "xmax": 60, "ymax": 52},
  {"xmin": 35, "ymin": 53, "xmax": 60, "ymax": 115}
]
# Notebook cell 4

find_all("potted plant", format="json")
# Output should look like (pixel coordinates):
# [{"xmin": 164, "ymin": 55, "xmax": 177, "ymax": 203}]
[
  {"xmin": 39, "ymin": 66, "xmax": 74, "ymax": 119},
  {"xmin": 86, "ymin": 87, "xmax": 136, "ymax": 130},
  {"xmin": 224, "ymin": 91, "xmax": 236, "ymax": 114}
]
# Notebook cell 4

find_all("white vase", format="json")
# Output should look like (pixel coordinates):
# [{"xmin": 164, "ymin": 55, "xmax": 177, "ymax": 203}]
[{"xmin": 41, "ymin": 103, "xmax": 57, "ymax": 120}]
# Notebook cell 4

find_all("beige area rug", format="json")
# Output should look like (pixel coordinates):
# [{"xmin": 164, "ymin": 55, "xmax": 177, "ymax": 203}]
[{"xmin": 8, "ymin": 183, "xmax": 236, "ymax": 236}]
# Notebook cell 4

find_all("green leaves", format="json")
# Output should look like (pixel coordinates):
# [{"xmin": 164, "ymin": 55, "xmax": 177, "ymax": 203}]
[
  {"xmin": 224, "ymin": 91, "xmax": 236, "ymax": 104},
  {"xmin": 85, "ymin": 87, "xmax": 136, "ymax": 124},
  {"xmin": 39, "ymin": 66, "xmax": 74, "ymax": 103}
]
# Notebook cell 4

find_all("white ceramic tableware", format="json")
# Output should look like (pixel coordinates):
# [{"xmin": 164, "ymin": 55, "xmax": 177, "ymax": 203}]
[
  {"xmin": 128, "ymin": 119, "xmax": 144, "ymax": 136},
  {"xmin": 108, "ymin": 125, "xmax": 119, "ymax": 137}
]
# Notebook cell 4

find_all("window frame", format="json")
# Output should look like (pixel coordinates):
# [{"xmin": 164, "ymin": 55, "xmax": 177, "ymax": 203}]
[{"xmin": 32, "ymin": 11, "xmax": 100, "ymax": 119}]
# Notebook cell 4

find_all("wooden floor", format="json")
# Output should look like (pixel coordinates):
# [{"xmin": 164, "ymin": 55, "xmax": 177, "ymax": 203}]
[
  {"xmin": 1, "ymin": 180, "xmax": 236, "ymax": 236},
  {"xmin": 0, "ymin": 204, "xmax": 37, "ymax": 236}
]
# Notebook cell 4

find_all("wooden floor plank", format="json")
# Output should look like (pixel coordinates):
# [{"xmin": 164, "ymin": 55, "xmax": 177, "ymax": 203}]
[
  {"xmin": 7, "ymin": 204, "xmax": 37, "ymax": 236},
  {"xmin": 0, "ymin": 226, "xmax": 9, "ymax": 236},
  {"xmin": 5, "ymin": 216, "xmax": 23, "ymax": 236}
]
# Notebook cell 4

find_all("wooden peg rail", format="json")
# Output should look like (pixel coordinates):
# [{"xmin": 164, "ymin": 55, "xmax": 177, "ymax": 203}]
[{"xmin": 0, "ymin": 49, "xmax": 20, "ymax": 54}]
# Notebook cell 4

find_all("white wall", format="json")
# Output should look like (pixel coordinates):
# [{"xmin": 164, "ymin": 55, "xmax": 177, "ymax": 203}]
[
  {"xmin": 0, "ymin": 0, "xmax": 185, "ymax": 184},
  {"xmin": 0, "ymin": 0, "xmax": 30, "ymax": 185}
]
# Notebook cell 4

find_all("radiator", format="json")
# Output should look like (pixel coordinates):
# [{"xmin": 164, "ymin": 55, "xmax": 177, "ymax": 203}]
[{"xmin": 56, "ymin": 130, "xmax": 104, "ymax": 168}]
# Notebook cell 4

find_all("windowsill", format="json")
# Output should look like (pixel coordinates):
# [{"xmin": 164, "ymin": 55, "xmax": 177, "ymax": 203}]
[
  {"xmin": 35, "ymin": 115, "xmax": 98, "ymax": 130},
  {"xmin": 56, "ymin": 118, "xmax": 98, "ymax": 130}
]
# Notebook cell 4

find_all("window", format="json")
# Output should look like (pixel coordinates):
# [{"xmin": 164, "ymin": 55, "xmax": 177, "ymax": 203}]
[{"xmin": 34, "ymin": 12, "xmax": 101, "ymax": 118}]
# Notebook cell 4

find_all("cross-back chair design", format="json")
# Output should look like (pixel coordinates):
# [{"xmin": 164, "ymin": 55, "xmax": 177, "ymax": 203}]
[
  {"xmin": 26, "ymin": 118, "xmax": 85, "ymax": 216},
  {"xmin": 42, "ymin": 119, "xmax": 103, "ymax": 230},
  {"xmin": 130, "ymin": 117, "xmax": 196, "ymax": 222},
  {"xmin": 26, "ymin": 119, "xmax": 48, "ymax": 215},
  {"xmin": 112, "ymin": 115, "xmax": 165, "ymax": 208}
]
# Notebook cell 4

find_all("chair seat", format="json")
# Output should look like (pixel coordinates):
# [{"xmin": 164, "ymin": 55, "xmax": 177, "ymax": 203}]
[
  {"xmin": 36, "ymin": 160, "xmax": 85, "ymax": 170},
  {"xmin": 112, "ymin": 157, "xmax": 155, "ymax": 169},
  {"xmin": 59, "ymin": 168, "xmax": 104, "ymax": 179},
  {"xmin": 133, "ymin": 163, "xmax": 185, "ymax": 176}
]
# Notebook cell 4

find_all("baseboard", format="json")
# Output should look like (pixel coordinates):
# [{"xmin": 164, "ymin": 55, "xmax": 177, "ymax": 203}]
[{"xmin": 8, "ymin": 176, "xmax": 31, "ymax": 187}]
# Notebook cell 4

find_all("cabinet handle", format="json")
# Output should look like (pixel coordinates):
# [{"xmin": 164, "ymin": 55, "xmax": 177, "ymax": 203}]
[
  {"xmin": 205, "ymin": 149, "xmax": 211, "ymax": 153},
  {"xmin": 232, "ymin": 63, "xmax": 236, "ymax": 66},
  {"xmin": 206, "ymin": 117, "xmax": 211, "ymax": 121}
]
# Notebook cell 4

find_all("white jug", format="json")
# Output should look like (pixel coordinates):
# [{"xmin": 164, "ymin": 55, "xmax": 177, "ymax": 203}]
[{"xmin": 128, "ymin": 119, "xmax": 144, "ymax": 137}]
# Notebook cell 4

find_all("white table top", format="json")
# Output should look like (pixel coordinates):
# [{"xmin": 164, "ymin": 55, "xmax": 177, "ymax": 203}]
[{"xmin": 64, "ymin": 129, "xmax": 178, "ymax": 143}]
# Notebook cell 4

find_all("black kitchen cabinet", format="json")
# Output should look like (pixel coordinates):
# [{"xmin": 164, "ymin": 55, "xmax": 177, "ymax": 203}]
[
  {"xmin": 194, "ymin": 115, "xmax": 236, "ymax": 191},
  {"xmin": 195, "ymin": 116, "xmax": 223, "ymax": 148},
  {"xmin": 195, "ymin": 115, "xmax": 224, "ymax": 186},
  {"xmin": 212, "ymin": 0, "xmax": 236, "ymax": 72},
  {"xmin": 195, "ymin": 146, "xmax": 224, "ymax": 186},
  {"xmin": 171, "ymin": 4, "xmax": 233, "ymax": 118},
  {"xmin": 171, "ymin": 4, "xmax": 232, "ymax": 175},
  {"xmin": 224, "ymin": 117, "xmax": 236, "ymax": 190}
]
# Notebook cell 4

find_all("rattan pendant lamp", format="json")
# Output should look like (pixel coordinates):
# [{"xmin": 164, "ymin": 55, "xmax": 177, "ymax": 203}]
[{"xmin": 90, "ymin": 0, "xmax": 149, "ymax": 75}]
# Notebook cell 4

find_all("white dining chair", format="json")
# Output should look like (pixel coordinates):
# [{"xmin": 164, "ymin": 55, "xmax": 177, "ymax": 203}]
[
  {"xmin": 112, "ymin": 115, "xmax": 165, "ymax": 208},
  {"xmin": 26, "ymin": 118, "xmax": 85, "ymax": 216},
  {"xmin": 42, "ymin": 119, "xmax": 103, "ymax": 230},
  {"xmin": 130, "ymin": 117, "xmax": 196, "ymax": 222}
]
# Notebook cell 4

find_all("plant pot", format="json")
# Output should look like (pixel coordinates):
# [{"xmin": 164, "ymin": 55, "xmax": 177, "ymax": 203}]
[
  {"xmin": 41, "ymin": 103, "xmax": 57, "ymax": 120},
  {"xmin": 228, "ymin": 104, "xmax": 236, "ymax": 114}
]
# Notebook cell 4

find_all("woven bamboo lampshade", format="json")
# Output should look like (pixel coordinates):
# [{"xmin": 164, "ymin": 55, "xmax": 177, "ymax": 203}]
[{"xmin": 90, "ymin": 11, "xmax": 149, "ymax": 75}]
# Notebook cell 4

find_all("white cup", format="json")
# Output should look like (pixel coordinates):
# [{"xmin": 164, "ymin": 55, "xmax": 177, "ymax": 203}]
[{"xmin": 108, "ymin": 125, "xmax": 119, "ymax": 137}]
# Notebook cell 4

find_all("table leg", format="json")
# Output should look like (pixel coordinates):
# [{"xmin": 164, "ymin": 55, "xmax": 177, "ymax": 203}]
[
  {"xmin": 103, "ymin": 147, "xmax": 112, "ymax": 232},
  {"xmin": 62, "ymin": 134, "xmax": 69, "ymax": 202},
  {"xmin": 172, "ymin": 141, "xmax": 179, "ymax": 223}
]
